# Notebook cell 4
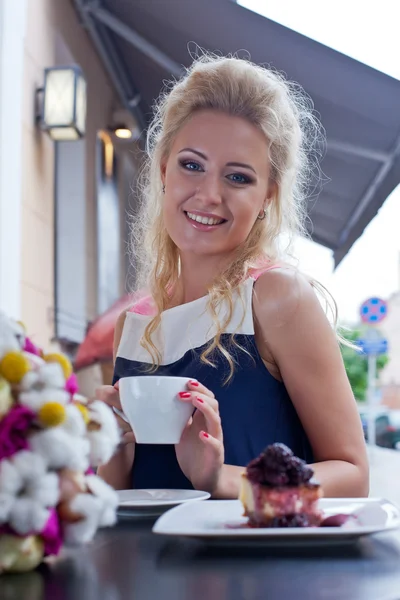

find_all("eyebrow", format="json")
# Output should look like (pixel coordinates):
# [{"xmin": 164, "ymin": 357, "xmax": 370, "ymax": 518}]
[{"xmin": 178, "ymin": 148, "xmax": 257, "ymax": 175}]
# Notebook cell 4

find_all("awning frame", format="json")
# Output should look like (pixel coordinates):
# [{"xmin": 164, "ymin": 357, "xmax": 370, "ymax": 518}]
[{"xmin": 74, "ymin": 0, "xmax": 400, "ymax": 267}]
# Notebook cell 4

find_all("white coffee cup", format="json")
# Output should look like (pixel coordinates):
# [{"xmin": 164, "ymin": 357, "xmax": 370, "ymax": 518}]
[{"xmin": 118, "ymin": 376, "xmax": 194, "ymax": 444}]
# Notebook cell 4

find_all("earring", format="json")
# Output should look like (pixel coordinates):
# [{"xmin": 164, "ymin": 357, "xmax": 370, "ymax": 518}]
[
  {"xmin": 162, "ymin": 184, "xmax": 165, "ymax": 194},
  {"xmin": 257, "ymin": 209, "xmax": 267, "ymax": 221}
]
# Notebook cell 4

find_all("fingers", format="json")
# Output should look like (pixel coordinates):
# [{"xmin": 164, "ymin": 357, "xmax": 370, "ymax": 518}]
[
  {"xmin": 121, "ymin": 431, "xmax": 135, "ymax": 445},
  {"xmin": 194, "ymin": 396, "xmax": 222, "ymax": 440},
  {"xmin": 95, "ymin": 385, "xmax": 122, "ymax": 411},
  {"xmin": 187, "ymin": 380, "xmax": 215, "ymax": 399},
  {"xmin": 111, "ymin": 409, "xmax": 135, "ymax": 441},
  {"xmin": 178, "ymin": 391, "xmax": 221, "ymax": 439},
  {"xmin": 96, "ymin": 384, "xmax": 135, "ymax": 445},
  {"xmin": 199, "ymin": 430, "xmax": 223, "ymax": 451},
  {"xmin": 178, "ymin": 391, "xmax": 218, "ymax": 412}
]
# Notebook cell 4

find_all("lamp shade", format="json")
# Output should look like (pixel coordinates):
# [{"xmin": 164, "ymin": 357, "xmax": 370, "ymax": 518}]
[{"xmin": 41, "ymin": 66, "xmax": 87, "ymax": 141}]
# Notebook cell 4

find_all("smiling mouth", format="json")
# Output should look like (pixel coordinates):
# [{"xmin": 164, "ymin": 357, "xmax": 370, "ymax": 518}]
[{"xmin": 185, "ymin": 211, "xmax": 227, "ymax": 226}]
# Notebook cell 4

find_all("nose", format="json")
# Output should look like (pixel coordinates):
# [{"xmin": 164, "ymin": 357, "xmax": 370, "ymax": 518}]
[{"xmin": 195, "ymin": 172, "xmax": 222, "ymax": 207}]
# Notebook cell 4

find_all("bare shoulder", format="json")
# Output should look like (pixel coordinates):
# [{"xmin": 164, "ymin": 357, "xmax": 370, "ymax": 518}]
[{"xmin": 253, "ymin": 267, "xmax": 320, "ymax": 328}]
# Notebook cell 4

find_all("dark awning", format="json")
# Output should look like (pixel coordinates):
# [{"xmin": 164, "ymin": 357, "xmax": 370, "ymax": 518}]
[{"xmin": 74, "ymin": 0, "xmax": 400, "ymax": 266}]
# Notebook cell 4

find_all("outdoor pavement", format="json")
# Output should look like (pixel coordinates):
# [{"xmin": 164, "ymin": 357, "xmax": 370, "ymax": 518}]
[{"xmin": 368, "ymin": 445, "xmax": 400, "ymax": 505}]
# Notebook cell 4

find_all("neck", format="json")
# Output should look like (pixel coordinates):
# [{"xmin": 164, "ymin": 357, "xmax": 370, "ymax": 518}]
[{"xmin": 173, "ymin": 252, "xmax": 232, "ymax": 305}]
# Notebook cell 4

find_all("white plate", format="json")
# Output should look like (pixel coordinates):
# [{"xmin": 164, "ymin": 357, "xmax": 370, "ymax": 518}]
[
  {"xmin": 117, "ymin": 489, "xmax": 210, "ymax": 518},
  {"xmin": 153, "ymin": 498, "xmax": 400, "ymax": 546}
]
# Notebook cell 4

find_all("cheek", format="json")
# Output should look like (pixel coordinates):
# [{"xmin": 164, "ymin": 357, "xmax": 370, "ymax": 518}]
[
  {"xmin": 231, "ymin": 197, "xmax": 259, "ymax": 228},
  {"xmin": 162, "ymin": 196, "xmax": 187, "ymax": 247},
  {"xmin": 162, "ymin": 200, "xmax": 176, "ymax": 235}
]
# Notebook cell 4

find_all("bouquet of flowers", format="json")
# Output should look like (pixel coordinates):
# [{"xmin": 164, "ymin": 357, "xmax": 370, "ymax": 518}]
[{"xmin": 0, "ymin": 312, "xmax": 121, "ymax": 573}]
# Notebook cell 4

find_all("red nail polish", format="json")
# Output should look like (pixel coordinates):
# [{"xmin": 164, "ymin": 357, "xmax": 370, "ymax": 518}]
[
  {"xmin": 190, "ymin": 380, "xmax": 199, "ymax": 386},
  {"xmin": 179, "ymin": 392, "xmax": 191, "ymax": 398},
  {"xmin": 202, "ymin": 432, "xmax": 209, "ymax": 438},
  {"xmin": 196, "ymin": 397, "xmax": 204, "ymax": 403}
]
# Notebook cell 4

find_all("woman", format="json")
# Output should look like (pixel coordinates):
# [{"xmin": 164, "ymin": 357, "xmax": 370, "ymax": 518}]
[{"xmin": 97, "ymin": 55, "xmax": 368, "ymax": 498}]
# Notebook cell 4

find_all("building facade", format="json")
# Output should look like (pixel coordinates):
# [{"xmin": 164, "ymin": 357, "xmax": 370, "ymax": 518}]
[{"xmin": 0, "ymin": 0, "xmax": 139, "ymax": 361}]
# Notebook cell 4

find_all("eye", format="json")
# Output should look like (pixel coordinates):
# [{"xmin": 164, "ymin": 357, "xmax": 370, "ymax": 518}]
[
  {"xmin": 227, "ymin": 173, "xmax": 252, "ymax": 185},
  {"xmin": 180, "ymin": 160, "xmax": 203, "ymax": 172}
]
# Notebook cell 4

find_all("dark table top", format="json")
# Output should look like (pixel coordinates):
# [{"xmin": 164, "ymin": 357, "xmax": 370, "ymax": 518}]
[{"xmin": 2, "ymin": 517, "xmax": 400, "ymax": 600}]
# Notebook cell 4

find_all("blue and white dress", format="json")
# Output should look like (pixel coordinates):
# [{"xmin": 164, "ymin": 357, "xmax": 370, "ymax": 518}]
[{"xmin": 113, "ymin": 275, "xmax": 313, "ymax": 489}]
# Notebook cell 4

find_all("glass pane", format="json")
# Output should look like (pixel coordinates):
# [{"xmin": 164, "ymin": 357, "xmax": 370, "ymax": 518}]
[
  {"xmin": 49, "ymin": 127, "xmax": 79, "ymax": 141},
  {"xmin": 96, "ymin": 135, "xmax": 121, "ymax": 314},
  {"xmin": 44, "ymin": 69, "xmax": 75, "ymax": 126}
]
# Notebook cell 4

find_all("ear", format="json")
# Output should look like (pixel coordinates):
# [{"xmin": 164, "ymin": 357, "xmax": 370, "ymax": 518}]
[
  {"xmin": 160, "ymin": 161, "xmax": 167, "ymax": 186},
  {"xmin": 266, "ymin": 179, "xmax": 278, "ymax": 205}
]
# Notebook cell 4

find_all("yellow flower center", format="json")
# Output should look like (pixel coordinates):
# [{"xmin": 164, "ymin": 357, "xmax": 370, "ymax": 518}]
[
  {"xmin": 0, "ymin": 351, "xmax": 30, "ymax": 384},
  {"xmin": 38, "ymin": 402, "xmax": 67, "ymax": 427},
  {"xmin": 43, "ymin": 353, "xmax": 72, "ymax": 380},
  {"xmin": 74, "ymin": 402, "xmax": 90, "ymax": 424}
]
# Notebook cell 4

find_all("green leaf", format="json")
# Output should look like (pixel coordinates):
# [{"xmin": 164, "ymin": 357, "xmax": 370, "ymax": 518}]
[{"xmin": 340, "ymin": 327, "xmax": 389, "ymax": 402}]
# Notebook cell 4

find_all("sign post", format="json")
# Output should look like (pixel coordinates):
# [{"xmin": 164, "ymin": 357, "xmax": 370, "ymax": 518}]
[
  {"xmin": 367, "ymin": 354, "xmax": 377, "ymax": 446},
  {"xmin": 358, "ymin": 297, "xmax": 388, "ymax": 448}
]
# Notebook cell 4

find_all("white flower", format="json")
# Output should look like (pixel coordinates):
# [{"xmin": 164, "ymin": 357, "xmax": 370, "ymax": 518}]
[
  {"xmin": 62, "ymin": 476, "xmax": 118, "ymax": 545},
  {"xmin": 87, "ymin": 401, "xmax": 120, "ymax": 466},
  {"xmin": 11, "ymin": 450, "xmax": 47, "ymax": 482},
  {"xmin": 85, "ymin": 475, "xmax": 118, "ymax": 527},
  {"xmin": 19, "ymin": 388, "xmax": 70, "ymax": 412},
  {"xmin": 20, "ymin": 362, "xmax": 66, "ymax": 392},
  {"xmin": 87, "ymin": 432, "xmax": 117, "ymax": 467},
  {"xmin": 0, "ymin": 494, "xmax": 14, "ymax": 523},
  {"xmin": 19, "ymin": 363, "xmax": 69, "ymax": 414},
  {"xmin": 63, "ymin": 403, "xmax": 86, "ymax": 437},
  {"xmin": 8, "ymin": 498, "xmax": 50, "ymax": 536},
  {"xmin": 63, "ymin": 493, "xmax": 104, "ymax": 545},
  {"xmin": 0, "ymin": 312, "xmax": 25, "ymax": 358},
  {"xmin": 89, "ymin": 400, "xmax": 120, "ymax": 444},
  {"xmin": 0, "ymin": 451, "xmax": 59, "ymax": 535},
  {"xmin": 26, "ymin": 472, "xmax": 59, "ymax": 507},
  {"xmin": 29, "ymin": 428, "xmax": 90, "ymax": 472},
  {"xmin": 0, "ymin": 459, "xmax": 23, "ymax": 496}
]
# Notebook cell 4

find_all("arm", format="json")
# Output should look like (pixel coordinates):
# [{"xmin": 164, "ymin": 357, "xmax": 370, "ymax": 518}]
[
  {"xmin": 253, "ymin": 268, "xmax": 369, "ymax": 497},
  {"xmin": 213, "ymin": 269, "xmax": 369, "ymax": 499},
  {"xmin": 97, "ymin": 310, "xmax": 135, "ymax": 490}
]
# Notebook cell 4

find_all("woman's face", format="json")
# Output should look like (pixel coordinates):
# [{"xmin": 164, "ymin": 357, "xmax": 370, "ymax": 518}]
[{"xmin": 161, "ymin": 109, "xmax": 273, "ymax": 259}]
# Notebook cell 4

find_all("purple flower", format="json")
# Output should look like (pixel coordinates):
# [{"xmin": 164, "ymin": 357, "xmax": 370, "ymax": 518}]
[
  {"xmin": 0, "ymin": 405, "xmax": 36, "ymax": 460},
  {"xmin": 41, "ymin": 509, "xmax": 63, "ymax": 556},
  {"xmin": 65, "ymin": 373, "xmax": 79, "ymax": 396},
  {"xmin": 23, "ymin": 337, "xmax": 42, "ymax": 357}
]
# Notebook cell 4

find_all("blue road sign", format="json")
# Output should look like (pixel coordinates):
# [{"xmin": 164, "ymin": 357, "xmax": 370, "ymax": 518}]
[
  {"xmin": 360, "ymin": 297, "xmax": 388, "ymax": 324},
  {"xmin": 357, "ymin": 338, "xmax": 388, "ymax": 355}
]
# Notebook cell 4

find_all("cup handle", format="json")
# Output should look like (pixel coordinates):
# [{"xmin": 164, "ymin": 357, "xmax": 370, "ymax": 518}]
[{"xmin": 112, "ymin": 406, "xmax": 129, "ymax": 423}]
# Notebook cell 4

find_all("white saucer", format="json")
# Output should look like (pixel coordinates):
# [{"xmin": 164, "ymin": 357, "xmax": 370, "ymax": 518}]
[
  {"xmin": 153, "ymin": 498, "xmax": 400, "ymax": 547},
  {"xmin": 117, "ymin": 489, "xmax": 210, "ymax": 518}
]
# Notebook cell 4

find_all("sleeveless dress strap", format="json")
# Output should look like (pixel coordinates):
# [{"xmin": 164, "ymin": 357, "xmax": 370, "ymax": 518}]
[
  {"xmin": 129, "ymin": 295, "xmax": 155, "ymax": 315},
  {"xmin": 128, "ymin": 264, "xmax": 282, "ymax": 315},
  {"xmin": 249, "ymin": 263, "xmax": 281, "ymax": 281}
]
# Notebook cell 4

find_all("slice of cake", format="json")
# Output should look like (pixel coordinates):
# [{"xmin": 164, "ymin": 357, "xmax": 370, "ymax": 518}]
[{"xmin": 239, "ymin": 443, "xmax": 323, "ymax": 527}]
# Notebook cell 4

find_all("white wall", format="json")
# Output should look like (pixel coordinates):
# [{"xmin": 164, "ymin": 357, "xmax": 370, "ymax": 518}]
[
  {"xmin": 0, "ymin": 0, "xmax": 26, "ymax": 318},
  {"xmin": 55, "ymin": 140, "xmax": 87, "ymax": 343}
]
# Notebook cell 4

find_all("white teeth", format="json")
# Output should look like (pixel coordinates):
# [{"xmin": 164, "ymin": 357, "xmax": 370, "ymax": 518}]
[{"xmin": 186, "ymin": 212, "xmax": 224, "ymax": 226}]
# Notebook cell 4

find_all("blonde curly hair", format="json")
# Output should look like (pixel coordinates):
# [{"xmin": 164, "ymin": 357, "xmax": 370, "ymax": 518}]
[{"xmin": 131, "ymin": 54, "xmax": 328, "ymax": 378}]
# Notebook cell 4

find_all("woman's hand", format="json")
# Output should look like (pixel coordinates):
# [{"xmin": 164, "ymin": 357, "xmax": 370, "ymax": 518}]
[
  {"xmin": 175, "ymin": 380, "xmax": 224, "ymax": 495},
  {"xmin": 96, "ymin": 382, "xmax": 135, "ymax": 445}
]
